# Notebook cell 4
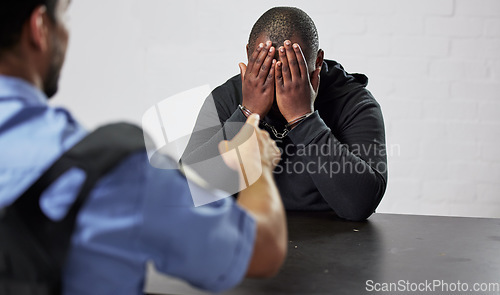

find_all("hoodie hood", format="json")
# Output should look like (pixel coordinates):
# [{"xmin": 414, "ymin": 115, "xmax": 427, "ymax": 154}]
[{"xmin": 318, "ymin": 60, "xmax": 368, "ymax": 98}]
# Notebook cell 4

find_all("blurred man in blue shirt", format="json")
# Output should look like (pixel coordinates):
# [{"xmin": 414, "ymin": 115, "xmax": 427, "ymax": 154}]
[{"xmin": 0, "ymin": 0, "xmax": 287, "ymax": 294}]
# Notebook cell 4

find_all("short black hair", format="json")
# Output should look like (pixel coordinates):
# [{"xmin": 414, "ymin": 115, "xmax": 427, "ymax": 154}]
[
  {"xmin": 248, "ymin": 7, "xmax": 319, "ymax": 62},
  {"xmin": 0, "ymin": 0, "xmax": 58, "ymax": 53}
]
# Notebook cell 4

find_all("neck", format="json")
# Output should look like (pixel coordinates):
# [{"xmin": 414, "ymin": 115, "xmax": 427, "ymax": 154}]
[{"xmin": 0, "ymin": 51, "xmax": 43, "ymax": 89}]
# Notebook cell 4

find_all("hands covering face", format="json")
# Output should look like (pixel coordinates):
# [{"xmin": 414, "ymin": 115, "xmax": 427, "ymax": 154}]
[{"xmin": 239, "ymin": 40, "xmax": 322, "ymax": 123}]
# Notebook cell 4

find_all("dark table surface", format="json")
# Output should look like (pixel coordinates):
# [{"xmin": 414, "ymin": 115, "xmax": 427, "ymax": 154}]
[{"xmin": 145, "ymin": 212, "xmax": 500, "ymax": 295}]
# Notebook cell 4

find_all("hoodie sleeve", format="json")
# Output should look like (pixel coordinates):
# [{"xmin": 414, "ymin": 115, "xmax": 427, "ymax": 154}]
[
  {"xmin": 180, "ymin": 78, "xmax": 246, "ymax": 193},
  {"xmin": 287, "ymin": 89, "xmax": 388, "ymax": 221}
]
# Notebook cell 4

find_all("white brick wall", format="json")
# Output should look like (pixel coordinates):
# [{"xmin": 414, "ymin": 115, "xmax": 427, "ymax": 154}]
[{"xmin": 54, "ymin": 0, "xmax": 500, "ymax": 218}]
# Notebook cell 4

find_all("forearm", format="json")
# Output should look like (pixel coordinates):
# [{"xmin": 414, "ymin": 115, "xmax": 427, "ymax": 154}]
[
  {"xmin": 309, "ymin": 141, "xmax": 386, "ymax": 221},
  {"xmin": 181, "ymin": 110, "xmax": 248, "ymax": 193},
  {"xmin": 288, "ymin": 113, "xmax": 387, "ymax": 221},
  {"xmin": 237, "ymin": 170, "xmax": 287, "ymax": 277},
  {"xmin": 182, "ymin": 109, "xmax": 246, "ymax": 165}
]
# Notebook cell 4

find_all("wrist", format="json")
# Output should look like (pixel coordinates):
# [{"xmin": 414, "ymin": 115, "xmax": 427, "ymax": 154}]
[
  {"xmin": 239, "ymin": 104, "xmax": 252, "ymax": 118},
  {"xmin": 286, "ymin": 112, "xmax": 314, "ymax": 130},
  {"xmin": 282, "ymin": 106, "xmax": 314, "ymax": 122},
  {"xmin": 240, "ymin": 101, "xmax": 270, "ymax": 117},
  {"xmin": 256, "ymin": 168, "xmax": 276, "ymax": 186}
]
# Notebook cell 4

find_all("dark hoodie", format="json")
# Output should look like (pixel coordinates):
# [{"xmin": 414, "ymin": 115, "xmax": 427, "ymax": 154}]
[{"xmin": 181, "ymin": 60, "xmax": 387, "ymax": 221}]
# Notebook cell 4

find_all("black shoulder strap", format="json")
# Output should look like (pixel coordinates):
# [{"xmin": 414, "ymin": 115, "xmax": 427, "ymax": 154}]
[{"xmin": 8, "ymin": 122, "xmax": 145, "ymax": 273}]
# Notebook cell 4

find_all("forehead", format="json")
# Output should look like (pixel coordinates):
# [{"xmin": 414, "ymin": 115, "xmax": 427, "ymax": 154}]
[
  {"xmin": 253, "ymin": 33, "xmax": 305, "ymax": 49},
  {"xmin": 251, "ymin": 33, "xmax": 314, "ymax": 66}
]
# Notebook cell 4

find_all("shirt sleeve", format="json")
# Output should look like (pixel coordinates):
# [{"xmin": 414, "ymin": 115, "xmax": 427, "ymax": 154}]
[
  {"xmin": 180, "ymin": 90, "xmax": 246, "ymax": 194},
  {"xmin": 287, "ymin": 96, "xmax": 387, "ymax": 221},
  {"xmin": 138, "ymin": 158, "xmax": 256, "ymax": 292}
]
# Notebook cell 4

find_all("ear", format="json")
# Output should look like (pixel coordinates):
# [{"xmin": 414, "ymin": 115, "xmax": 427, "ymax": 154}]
[
  {"xmin": 28, "ymin": 6, "xmax": 50, "ymax": 52},
  {"xmin": 315, "ymin": 49, "xmax": 324, "ymax": 70},
  {"xmin": 246, "ymin": 44, "xmax": 250, "ymax": 60},
  {"xmin": 310, "ymin": 49, "xmax": 324, "ymax": 92}
]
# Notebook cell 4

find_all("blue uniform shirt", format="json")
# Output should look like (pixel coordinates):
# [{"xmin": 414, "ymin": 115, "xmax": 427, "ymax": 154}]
[{"xmin": 0, "ymin": 75, "xmax": 256, "ymax": 294}]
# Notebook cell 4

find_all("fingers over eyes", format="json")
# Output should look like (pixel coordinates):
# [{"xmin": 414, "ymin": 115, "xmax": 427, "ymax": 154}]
[
  {"xmin": 293, "ymin": 43, "xmax": 308, "ymax": 79},
  {"xmin": 259, "ymin": 46, "xmax": 275, "ymax": 80},
  {"xmin": 247, "ymin": 42, "xmax": 264, "ymax": 75},
  {"xmin": 278, "ymin": 45, "xmax": 291, "ymax": 83},
  {"xmin": 249, "ymin": 41, "xmax": 273, "ymax": 78},
  {"xmin": 275, "ymin": 60, "xmax": 283, "ymax": 88},
  {"xmin": 264, "ymin": 59, "xmax": 276, "ymax": 87},
  {"xmin": 284, "ymin": 40, "xmax": 300, "ymax": 79}
]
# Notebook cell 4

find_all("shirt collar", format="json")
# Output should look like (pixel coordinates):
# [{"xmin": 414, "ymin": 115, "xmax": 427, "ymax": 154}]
[{"xmin": 0, "ymin": 75, "xmax": 48, "ymax": 106}]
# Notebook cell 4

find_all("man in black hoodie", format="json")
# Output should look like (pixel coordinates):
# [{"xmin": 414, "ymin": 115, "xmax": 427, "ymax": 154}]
[{"xmin": 182, "ymin": 7, "xmax": 387, "ymax": 221}]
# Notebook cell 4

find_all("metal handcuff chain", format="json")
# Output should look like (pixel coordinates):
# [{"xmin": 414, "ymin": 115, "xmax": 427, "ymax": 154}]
[
  {"xmin": 239, "ymin": 105, "xmax": 312, "ymax": 139},
  {"xmin": 261, "ymin": 121, "xmax": 289, "ymax": 139}
]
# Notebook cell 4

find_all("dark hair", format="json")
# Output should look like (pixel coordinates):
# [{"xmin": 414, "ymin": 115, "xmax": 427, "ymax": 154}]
[
  {"xmin": 0, "ymin": 0, "xmax": 58, "ymax": 53},
  {"xmin": 248, "ymin": 7, "xmax": 319, "ymax": 62}
]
